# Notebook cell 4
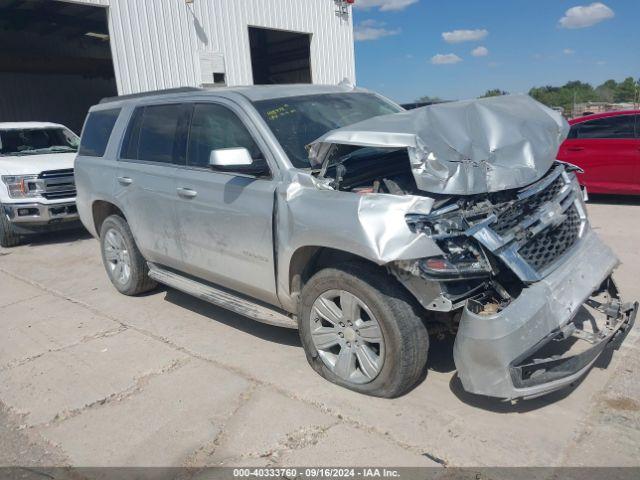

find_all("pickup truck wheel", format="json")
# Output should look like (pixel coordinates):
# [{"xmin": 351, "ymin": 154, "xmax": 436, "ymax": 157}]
[
  {"xmin": 298, "ymin": 262, "xmax": 429, "ymax": 398},
  {"xmin": 99, "ymin": 214, "xmax": 157, "ymax": 295},
  {"xmin": 0, "ymin": 206, "xmax": 21, "ymax": 248}
]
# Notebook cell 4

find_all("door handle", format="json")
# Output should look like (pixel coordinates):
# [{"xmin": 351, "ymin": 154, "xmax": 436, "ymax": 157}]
[
  {"xmin": 567, "ymin": 146, "xmax": 585, "ymax": 152},
  {"xmin": 177, "ymin": 187, "xmax": 198, "ymax": 198},
  {"xmin": 117, "ymin": 176, "xmax": 133, "ymax": 186}
]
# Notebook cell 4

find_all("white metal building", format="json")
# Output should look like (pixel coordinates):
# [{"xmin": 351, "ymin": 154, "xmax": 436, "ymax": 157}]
[{"xmin": 0, "ymin": 0, "xmax": 356, "ymax": 132}]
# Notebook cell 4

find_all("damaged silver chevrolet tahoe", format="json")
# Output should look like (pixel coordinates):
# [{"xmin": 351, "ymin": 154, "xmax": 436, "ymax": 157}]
[{"xmin": 75, "ymin": 85, "xmax": 637, "ymax": 400}]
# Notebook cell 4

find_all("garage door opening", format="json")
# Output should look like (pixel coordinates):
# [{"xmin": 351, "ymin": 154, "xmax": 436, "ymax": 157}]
[
  {"xmin": 0, "ymin": 0, "xmax": 117, "ymax": 133},
  {"xmin": 249, "ymin": 27, "xmax": 312, "ymax": 85}
]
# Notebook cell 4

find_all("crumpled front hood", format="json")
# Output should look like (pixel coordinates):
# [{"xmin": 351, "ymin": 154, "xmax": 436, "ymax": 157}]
[
  {"xmin": 0, "ymin": 152, "xmax": 76, "ymax": 176},
  {"xmin": 309, "ymin": 94, "xmax": 569, "ymax": 195}
]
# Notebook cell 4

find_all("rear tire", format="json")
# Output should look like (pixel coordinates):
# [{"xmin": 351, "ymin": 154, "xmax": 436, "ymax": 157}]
[
  {"xmin": 298, "ymin": 262, "xmax": 429, "ymax": 398},
  {"xmin": 0, "ymin": 206, "xmax": 21, "ymax": 248},
  {"xmin": 99, "ymin": 214, "xmax": 157, "ymax": 295}
]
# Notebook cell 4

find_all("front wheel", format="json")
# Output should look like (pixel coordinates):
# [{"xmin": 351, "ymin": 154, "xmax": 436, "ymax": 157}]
[
  {"xmin": 0, "ymin": 206, "xmax": 21, "ymax": 248},
  {"xmin": 298, "ymin": 262, "xmax": 429, "ymax": 398}
]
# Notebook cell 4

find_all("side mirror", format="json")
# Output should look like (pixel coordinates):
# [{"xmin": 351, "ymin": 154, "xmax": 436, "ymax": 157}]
[{"xmin": 209, "ymin": 147, "xmax": 253, "ymax": 168}]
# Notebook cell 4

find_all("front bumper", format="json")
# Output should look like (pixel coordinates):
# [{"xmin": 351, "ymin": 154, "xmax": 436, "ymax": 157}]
[
  {"xmin": 453, "ymin": 229, "xmax": 636, "ymax": 399},
  {"xmin": 2, "ymin": 201, "xmax": 79, "ymax": 232}
]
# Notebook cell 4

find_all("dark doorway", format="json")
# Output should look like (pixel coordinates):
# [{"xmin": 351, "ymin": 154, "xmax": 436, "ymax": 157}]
[
  {"xmin": 249, "ymin": 27, "xmax": 312, "ymax": 85},
  {"xmin": 0, "ymin": 0, "xmax": 117, "ymax": 133}
]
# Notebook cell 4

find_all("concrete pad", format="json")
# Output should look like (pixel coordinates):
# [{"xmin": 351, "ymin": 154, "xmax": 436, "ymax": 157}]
[
  {"xmin": 0, "ymin": 329, "xmax": 187, "ymax": 425},
  {"xmin": 0, "ymin": 271, "xmax": 43, "ymax": 308},
  {"xmin": 209, "ymin": 387, "xmax": 337, "ymax": 465},
  {"xmin": 0, "ymin": 294, "xmax": 117, "ymax": 368},
  {"xmin": 41, "ymin": 359, "xmax": 250, "ymax": 467},
  {"xmin": 277, "ymin": 423, "xmax": 439, "ymax": 467}
]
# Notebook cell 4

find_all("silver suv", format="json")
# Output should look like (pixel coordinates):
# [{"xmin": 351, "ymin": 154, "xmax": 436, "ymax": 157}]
[{"xmin": 75, "ymin": 85, "xmax": 636, "ymax": 399}]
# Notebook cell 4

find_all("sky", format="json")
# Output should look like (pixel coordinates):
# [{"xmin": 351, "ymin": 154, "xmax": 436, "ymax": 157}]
[{"xmin": 351, "ymin": 0, "xmax": 640, "ymax": 103}]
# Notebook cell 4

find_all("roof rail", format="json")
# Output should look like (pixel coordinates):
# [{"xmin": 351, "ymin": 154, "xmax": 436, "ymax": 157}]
[{"xmin": 99, "ymin": 87, "xmax": 203, "ymax": 104}]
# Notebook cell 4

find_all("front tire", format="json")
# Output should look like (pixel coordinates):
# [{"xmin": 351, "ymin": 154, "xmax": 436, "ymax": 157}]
[
  {"xmin": 99, "ymin": 214, "xmax": 157, "ymax": 295},
  {"xmin": 298, "ymin": 262, "xmax": 429, "ymax": 398},
  {"xmin": 0, "ymin": 206, "xmax": 21, "ymax": 248}
]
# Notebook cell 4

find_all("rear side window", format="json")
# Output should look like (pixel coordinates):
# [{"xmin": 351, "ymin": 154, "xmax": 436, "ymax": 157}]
[
  {"xmin": 79, "ymin": 108, "xmax": 121, "ymax": 157},
  {"xmin": 571, "ymin": 115, "xmax": 636, "ymax": 139},
  {"xmin": 121, "ymin": 104, "xmax": 188, "ymax": 163}
]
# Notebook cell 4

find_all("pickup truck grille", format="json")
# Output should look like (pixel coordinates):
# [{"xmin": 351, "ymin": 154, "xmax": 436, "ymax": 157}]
[{"xmin": 39, "ymin": 169, "xmax": 76, "ymax": 200}]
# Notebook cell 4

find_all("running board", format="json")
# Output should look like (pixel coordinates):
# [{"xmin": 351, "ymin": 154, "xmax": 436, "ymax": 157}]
[{"xmin": 147, "ymin": 263, "xmax": 297, "ymax": 329}]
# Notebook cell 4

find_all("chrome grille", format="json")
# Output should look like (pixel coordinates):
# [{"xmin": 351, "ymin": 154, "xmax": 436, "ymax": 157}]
[
  {"xmin": 492, "ymin": 175, "xmax": 566, "ymax": 236},
  {"xmin": 518, "ymin": 205, "xmax": 582, "ymax": 272},
  {"xmin": 39, "ymin": 169, "xmax": 76, "ymax": 200},
  {"xmin": 470, "ymin": 165, "xmax": 586, "ymax": 283}
]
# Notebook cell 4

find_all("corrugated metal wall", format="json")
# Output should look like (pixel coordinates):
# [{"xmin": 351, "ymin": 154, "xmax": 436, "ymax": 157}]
[{"xmin": 71, "ymin": 0, "xmax": 355, "ymax": 95}]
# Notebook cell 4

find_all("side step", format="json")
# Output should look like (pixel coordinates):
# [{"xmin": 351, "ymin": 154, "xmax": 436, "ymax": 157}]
[{"xmin": 147, "ymin": 263, "xmax": 298, "ymax": 329}]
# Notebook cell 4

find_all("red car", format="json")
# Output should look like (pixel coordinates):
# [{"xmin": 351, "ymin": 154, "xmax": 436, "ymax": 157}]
[{"xmin": 557, "ymin": 110, "xmax": 640, "ymax": 195}]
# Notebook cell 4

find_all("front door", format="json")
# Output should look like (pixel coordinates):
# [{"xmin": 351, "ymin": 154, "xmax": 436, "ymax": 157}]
[{"xmin": 173, "ymin": 102, "xmax": 279, "ymax": 305}]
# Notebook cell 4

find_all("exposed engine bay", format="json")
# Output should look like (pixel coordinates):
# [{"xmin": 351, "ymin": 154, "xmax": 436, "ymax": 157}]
[{"xmin": 321, "ymin": 147, "xmax": 587, "ymax": 328}]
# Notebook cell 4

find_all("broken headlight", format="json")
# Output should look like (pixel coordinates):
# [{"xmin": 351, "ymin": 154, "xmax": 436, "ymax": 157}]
[
  {"xmin": 404, "ymin": 211, "xmax": 493, "ymax": 280},
  {"xmin": 419, "ymin": 237, "xmax": 492, "ymax": 279}
]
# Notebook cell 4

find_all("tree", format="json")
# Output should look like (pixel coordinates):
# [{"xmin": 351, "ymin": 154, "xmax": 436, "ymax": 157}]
[
  {"xmin": 614, "ymin": 77, "xmax": 638, "ymax": 102},
  {"xmin": 480, "ymin": 89, "xmax": 508, "ymax": 98},
  {"xmin": 415, "ymin": 95, "xmax": 443, "ymax": 104}
]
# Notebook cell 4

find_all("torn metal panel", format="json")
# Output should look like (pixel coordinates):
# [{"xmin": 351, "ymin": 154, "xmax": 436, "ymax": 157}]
[
  {"xmin": 309, "ymin": 94, "xmax": 569, "ymax": 195},
  {"xmin": 275, "ymin": 171, "xmax": 444, "ymax": 310}
]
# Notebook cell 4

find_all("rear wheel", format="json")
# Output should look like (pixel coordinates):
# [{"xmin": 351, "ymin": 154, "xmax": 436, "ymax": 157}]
[
  {"xmin": 0, "ymin": 206, "xmax": 21, "ymax": 248},
  {"xmin": 298, "ymin": 262, "xmax": 429, "ymax": 398},
  {"xmin": 99, "ymin": 214, "xmax": 157, "ymax": 295}
]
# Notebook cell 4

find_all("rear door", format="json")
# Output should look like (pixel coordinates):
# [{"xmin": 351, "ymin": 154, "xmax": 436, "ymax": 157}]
[
  {"xmin": 559, "ymin": 114, "xmax": 638, "ymax": 194},
  {"xmin": 115, "ymin": 103, "xmax": 190, "ymax": 268},
  {"xmin": 173, "ymin": 101, "xmax": 279, "ymax": 305}
]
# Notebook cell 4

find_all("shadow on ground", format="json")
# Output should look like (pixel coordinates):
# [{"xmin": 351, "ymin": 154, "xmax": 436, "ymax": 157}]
[
  {"xmin": 22, "ymin": 226, "xmax": 92, "ymax": 247},
  {"xmin": 587, "ymin": 194, "xmax": 640, "ymax": 206}
]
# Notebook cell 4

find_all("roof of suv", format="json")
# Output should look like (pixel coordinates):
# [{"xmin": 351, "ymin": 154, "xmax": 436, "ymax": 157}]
[
  {"xmin": 0, "ymin": 121, "xmax": 67, "ymax": 130},
  {"xmin": 96, "ymin": 84, "xmax": 363, "ymax": 109}
]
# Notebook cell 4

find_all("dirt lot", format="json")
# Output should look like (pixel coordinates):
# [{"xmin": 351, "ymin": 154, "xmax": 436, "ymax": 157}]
[{"xmin": 0, "ymin": 197, "xmax": 639, "ymax": 468}]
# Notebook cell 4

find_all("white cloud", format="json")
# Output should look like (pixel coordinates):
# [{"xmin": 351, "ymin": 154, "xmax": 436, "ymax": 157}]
[
  {"xmin": 559, "ymin": 2, "xmax": 614, "ymax": 29},
  {"xmin": 442, "ymin": 29, "xmax": 488, "ymax": 43},
  {"xmin": 354, "ymin": 20, "xmax": 401, "ymax": 41},
  {"xmin": 431, "ymin": 53, "xmax": 463, "ymax": 65},
  {"xmin": 471, "ymin": 46, "xmax": 489, "ymax": 57},
  {"xmin": 355, "ymin": 0, "xmax": 418, "ymax": 12},
  {"xmin": 563, "ymin": 48, "xmax": 575, "ymax": 55}
]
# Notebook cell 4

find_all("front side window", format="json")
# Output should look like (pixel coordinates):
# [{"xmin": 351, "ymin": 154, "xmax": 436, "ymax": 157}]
[
  {"xmin": 78, "ymin": 108, "xmax": 120, "ymax": 157},
  {"xmin": 186, "ymin": 103, "xmax": 263, "ymax": 168},
  {"xmin": 571, "ymin": 115, "xmax": 636, "ymax": 139},
  {"xmin": 252, "ymin": 93, "xmax": 401, "ymax": 168},
  {"xmin": 1, "ymin": 127, "xmax": 79, "ymax": 157},
  {"xmin": 121, "ymin": 104, "xmax": 187, "ymax": 163}
]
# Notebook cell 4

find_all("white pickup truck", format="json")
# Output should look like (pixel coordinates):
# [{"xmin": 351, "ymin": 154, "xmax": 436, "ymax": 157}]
[{"xmin": 0, "ymin": 122, "xmax": 80, "ymax": 247}]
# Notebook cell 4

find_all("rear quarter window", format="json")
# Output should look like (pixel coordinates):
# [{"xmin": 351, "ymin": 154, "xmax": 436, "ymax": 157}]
[{"xmin": 79, "ymin": 108, "xmax": 121, "ymax": 157}]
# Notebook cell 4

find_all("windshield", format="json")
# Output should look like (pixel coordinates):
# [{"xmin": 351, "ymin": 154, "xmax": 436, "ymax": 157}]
[
  {"xmin": 252, "ymin": 92, "xmax": 402, "ymax": 168},
  {"xmin": 0, "ymin": 128, "xmax": 79, "ymax": 156}
]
